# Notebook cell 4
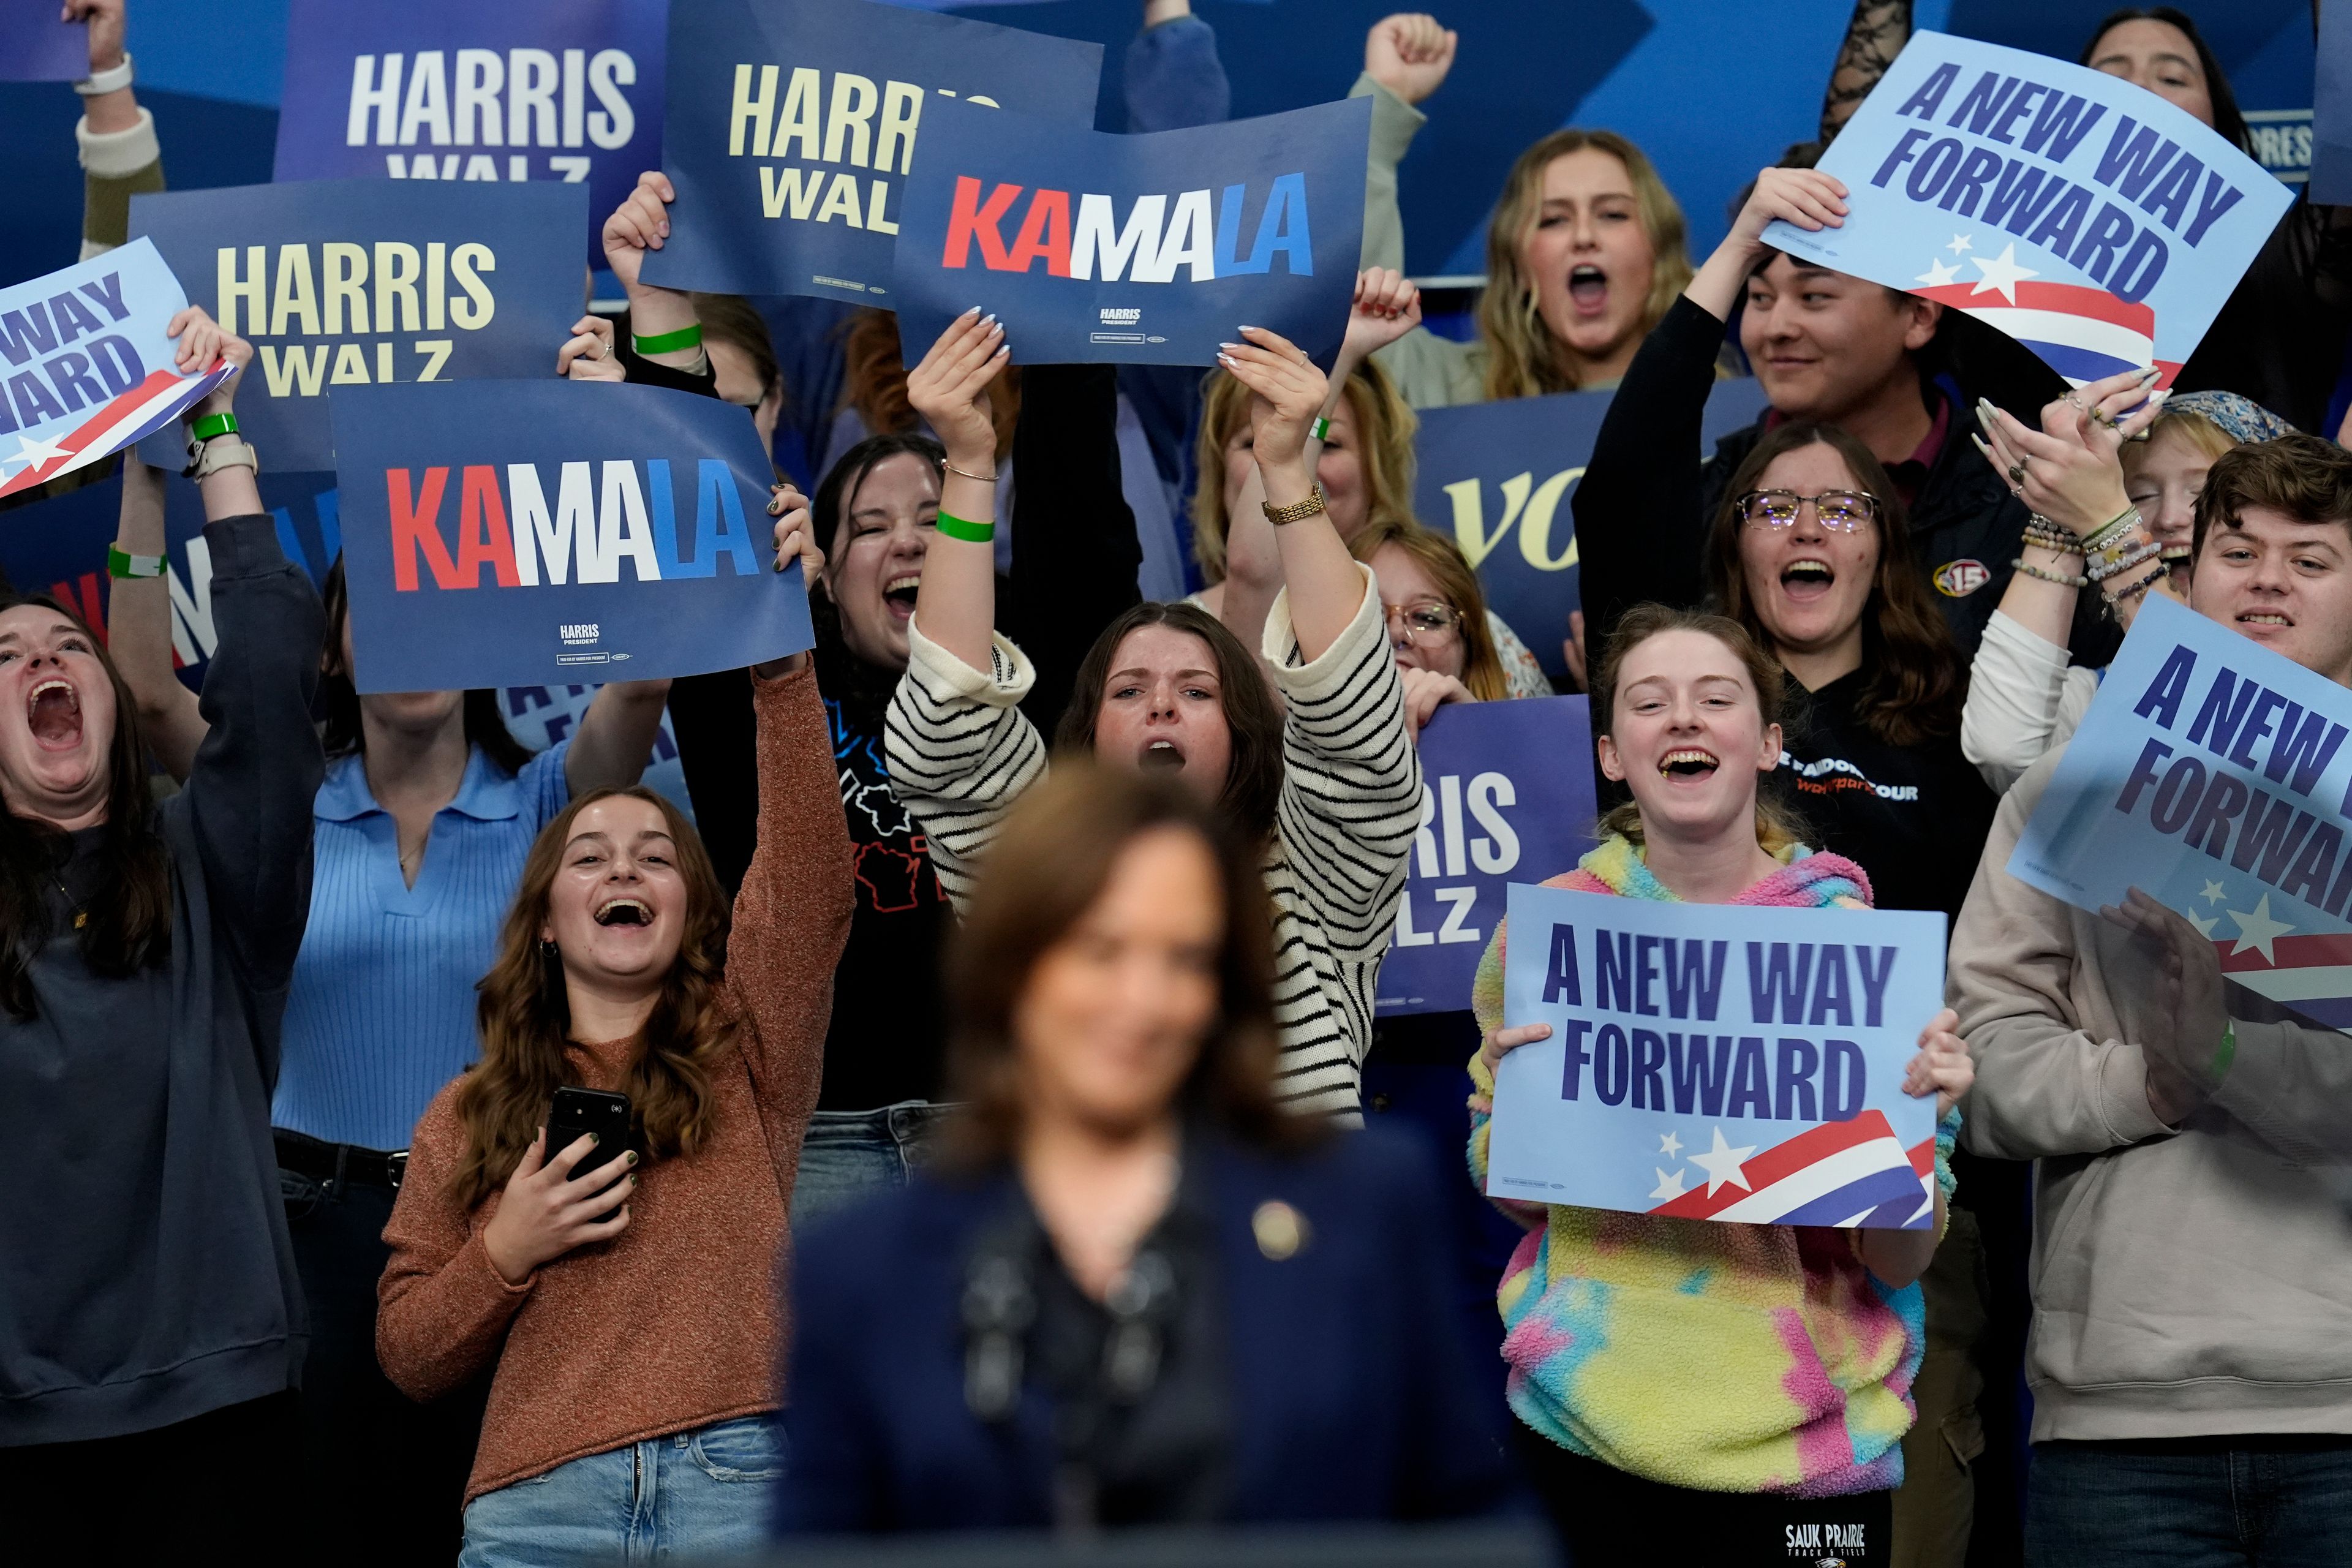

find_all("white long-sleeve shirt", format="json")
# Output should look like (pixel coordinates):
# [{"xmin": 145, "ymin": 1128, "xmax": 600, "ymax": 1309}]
[
  {"xmin": 884, "ymin": 566, "xmax": 1420, "ymax": 1119},
  {"xmin": 1960, "ymin": 609, "xmax": 2100, "ymax": 795}
]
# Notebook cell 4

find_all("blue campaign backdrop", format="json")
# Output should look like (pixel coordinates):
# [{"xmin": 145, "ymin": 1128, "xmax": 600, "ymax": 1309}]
[
  {"xmin": 2010, "ymin": 593, "xmax": 2352, "ymax": 1035},
  {"xmin": 0, "ymin": 0, "xmax": 91, "ymax": 81},
  {"xmin": 127, "ymin": 178, "xmax": 588, "ymax": 472},
  {"xmin": 644, "ymin": 0, "xmax": 1101, "ymax": 301},
  {"xmin": 271, "ymin": 0, "xmax": 666, "ymax": 271},
  {"xmin": 0, "ymin": 3, "xmax": 2320, "ymax": 292},
  {"xmin": 894, "ymin": 96, "xmax": 1365, "ymax": 368},
  {"xmin": 1488, "ymin": 883, "xmax": 1946, "ymax": 1229},
  {"xmin": 1377, "ymin": 695, "xmax": 1596, "ymax": 1016},
  {"xmin": 0, "ymin": 238, "xmax": 233, "ymax": 502},
  {"xmin": 333, "ymin": 377, "xmax": 813, "ymax": 693},
  {"xmin": 1769, "ymin": 32, "xmax": 2293, "ymax": 390},
  {"xmin": 2314, "ymin": 1, "xmax": 2352, "ymax": 205},
  {"xmin": 1412, "ymin": 377, "xmax": 1771, "ymax": 680},
  {"xmin": 0, "ymin": 463, "xmax": 693, "ymax": 812}
]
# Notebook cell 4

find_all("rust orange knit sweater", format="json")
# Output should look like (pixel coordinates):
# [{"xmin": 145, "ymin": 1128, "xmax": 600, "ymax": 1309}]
[{"xmin": 377, "ymin": 666, "xmax": 853, "ymax": 1502}]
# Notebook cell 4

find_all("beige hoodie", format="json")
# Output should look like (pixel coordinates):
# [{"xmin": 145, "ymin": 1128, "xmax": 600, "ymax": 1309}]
[{"xmin": 1949, "ymin": 742, "xmax": 2352, "ymax": 1441}]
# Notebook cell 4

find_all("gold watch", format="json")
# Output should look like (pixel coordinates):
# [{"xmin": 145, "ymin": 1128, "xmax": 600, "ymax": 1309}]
[{"xmin": 1260, "ymin": 485, "xmax": 1327, "ymax": 527}]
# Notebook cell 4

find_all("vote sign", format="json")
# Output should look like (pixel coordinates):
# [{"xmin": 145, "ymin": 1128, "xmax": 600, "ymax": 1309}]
[
  {"xmin": 1489, "ymin": 884, "xmax": 1945, "ymax": 1229},
  {"xmin": 1378, "ymin": 696, "xmax": 1596, "ymax": 1016},
  {"xmin": 2011, "ymin": 593, "xmax": 2352, "ymax": 1035},
  {"xmin": 645, "ymin": 0, "xmax": 1102, "ymax": 301},
  {"xmin": 333, "ymin": 377, "xmax": 813, "ymax": 692},
  {"xmin": 1771, "ymin": 31, "xmax": 2290, "ymax": 389},
  {"xmin": 894, "ymin": 96, "xmax": 1368, "ymax": 369},
  {"xmin": 129, "ymin": 179, "xmax": 589, "ymax": 473},
  {"xmin": 272, "ymin": 0, "xmax": 666, "ymax": 270},
  {"xmin": 1411, "ymin": 378, "xmax": 1770, "ymax": 679},
  {"xmin": 0, "ymin": 239, "xmax": 234, "ymax": 502}
]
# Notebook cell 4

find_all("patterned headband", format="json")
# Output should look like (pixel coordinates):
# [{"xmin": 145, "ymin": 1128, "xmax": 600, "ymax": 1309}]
[{"xmin": 2157, "ymin": 390, "xmax": 2295, "ymax": 447}]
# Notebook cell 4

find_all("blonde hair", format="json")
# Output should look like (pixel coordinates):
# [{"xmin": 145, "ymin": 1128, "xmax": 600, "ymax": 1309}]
[
  {"xmin": 1477, "ymin": 129, "xmax": 1694, "ymax": 402},
  {"xmin": 1348, "ymin": 516, "xmax": 1509, "ymax": 702},
  {"xmin": 2136, "ymin": 405, "xmax": 2237, "ymax": 468},
  {"xmin": 1189, "ymin": 358, "xmax": 1419, "ymax": 583}
]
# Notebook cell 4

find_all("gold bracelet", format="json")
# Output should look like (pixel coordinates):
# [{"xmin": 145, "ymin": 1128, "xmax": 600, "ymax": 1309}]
[
  {"xmin": 1261, "ymin": 486, "xmax": 1327, "ymax": 527},
  {"xmin": 941, "ymin": 459, "xmax": 997, "ymax": 484}
]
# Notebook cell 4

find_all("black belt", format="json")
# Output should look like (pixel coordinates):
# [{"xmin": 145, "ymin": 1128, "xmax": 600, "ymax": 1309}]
[{"xmin": 274, "ymin": 1129, "xmax": 409, "ymax": 1191}]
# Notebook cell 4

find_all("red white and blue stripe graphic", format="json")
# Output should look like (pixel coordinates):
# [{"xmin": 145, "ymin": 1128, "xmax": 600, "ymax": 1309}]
[
  {"xmin": 1916, "ymin": 279, "xmax": 2180, "ymax": 391},
  {"xmin": 0, "ymin": 360, "xmax": 231, "ymax": 502},
  {"xmin": 1649, "ymin": 1110, "xmax": 1932, "ymax": 1229},
  {"xmin": 2215, "ymin": 931, "xmax": 2352, "ymax": 1033}
]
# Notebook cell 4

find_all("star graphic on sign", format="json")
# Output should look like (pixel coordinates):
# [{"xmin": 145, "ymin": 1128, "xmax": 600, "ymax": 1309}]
[
  {"xmin": 1687, "ymin": 1126, "xmax": 1757, "ymax": 1197},
  {"xmin": 1650, "ymin": 1167, "xmax": 1689, "ymax": 1201},
  {"xmin": 2225, "ymin": 893, "xmax": 2296, "ymax": 963},
  {"xmin": 2201, "ymin": 880, "xmax": 2226, "ymax": 905},
  {"xmin": 1657, "ymin": 1130, "xmax": 1683, "ymax": 1158},
  {"xmin": 0, "ymin": 432, "xmax": 72, "ymax": 480},
  {"xmin": 2188, "ymin": 911, "xmax": 2219, "ymax": 938},
  {"xmin": 1915, "ymin": 256, "xmax": 1963, "ymax": 287},
  {"xmin": 1948, "ymin": 233, "xmax": 1975, "ymax": 255},
  {"xmin": 1968, "ymin": 242, "xmax": 2041, "ymax": 304}
]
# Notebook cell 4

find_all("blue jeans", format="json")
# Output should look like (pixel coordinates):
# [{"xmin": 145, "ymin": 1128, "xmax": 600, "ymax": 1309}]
[
  {"xmin": 790, "ymin": 1101, "xmax": 950, "ymax": 1229},
  {"xmin": 2027, "ymin": 1438, "xmax": 2352, "ymax": 1567},
  {"xmin": 458, "ymin": 1416, "xmax": 783, "ymax": 1566}
]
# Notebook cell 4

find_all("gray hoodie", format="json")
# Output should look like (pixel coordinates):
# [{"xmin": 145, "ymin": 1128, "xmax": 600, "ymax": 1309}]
[
  {"xmin": 1949, "ymin": 741, "xmax": 2352, "ymax": 1441},
  {"xmin": 0, "ymin": 516, "xmax": 323, "ymax": 1446}
]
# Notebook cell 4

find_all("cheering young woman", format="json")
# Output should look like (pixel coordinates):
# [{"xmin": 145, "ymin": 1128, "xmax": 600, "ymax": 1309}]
[{"xmin": 1468, "ymin": 605, "xmax": 1972, "ymax": 1567}]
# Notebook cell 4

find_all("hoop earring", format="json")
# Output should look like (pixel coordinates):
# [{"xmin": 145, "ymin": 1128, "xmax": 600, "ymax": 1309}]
[{"xmin": 539, "ymin": 938, "xmax": 559, "ymax": 960}]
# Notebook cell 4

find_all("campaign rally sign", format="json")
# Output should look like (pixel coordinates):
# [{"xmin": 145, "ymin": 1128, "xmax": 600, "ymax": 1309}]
[
  {"xmin": 1413, "ymin": 378, "xmax": 1770, "ymax": 679},
  {"xmin": 2010, "ymin": 594, "xmax": 2352, "ymax": 1035},
  {"xmin": 0, "ymin": 240, "xmax": 235, "ymax": 503},
  {"xmin": 1378, "ymin": 696, "xmax": 1596, "ymax": 1016},
  {"xmin": 894, "ymin": 97, "xmax": 1369, "ymax": 369},
  {"xmin": 644, "ymin": 0, "xmax": 1101, "ymax": 300},
  {"xmin": 2313, "ymin": 0, "xmax": 2352, "ymax": 206},
  {"xmin": 271, "ymin": 0, "xmax": 665, "ymax": 269},
  {"xmin": 1488, "ymin": 883, "xmax": 1946, "ymax": 1228},
  {"xmin": 1768, "ymin": 31, "xmax": 2291, "ymax": 390},
  {"xmin": 0, "ymin": 0, "xmax": 91, "ymax": 81},
  {"xmin": 129, "ymin": 179, "xmax": 587, "ymax": 472},
  {"xmin": 332, "ymin": 378, "xmax": 812, "ymax": 693}
]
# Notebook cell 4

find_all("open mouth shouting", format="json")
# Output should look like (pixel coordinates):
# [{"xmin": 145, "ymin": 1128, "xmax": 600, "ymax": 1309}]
[
  {"xmin": 593, "ymin": 896, "xmax": 655, "ymax": 928},
  {"xmin": 1567, "ymin": 263, "xmax": 1608, "ymax": 318},
  {"xmin": 1658, "ymin": 747, "xmax": 1720, "ymax": 784},
  {"xmin": 1778, "ymin": 558, "xmax": 1835, "ymax": 605},
  {"xmin": 1139, "ymin": 737, "xmax": 1186, "ymax": 772},
  {"xmin": 883, "ymin": 572, "xmax": 921, "ymax": 622},
  {"xmin": 28, "ymin": 679, "xmax": 82, "ymax": 752}
]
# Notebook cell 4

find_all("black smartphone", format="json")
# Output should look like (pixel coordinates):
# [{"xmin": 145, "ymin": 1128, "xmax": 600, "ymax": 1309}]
[{"xmin": 548, "ymin": 1087, "xmax": 633, "ymax": 1204}]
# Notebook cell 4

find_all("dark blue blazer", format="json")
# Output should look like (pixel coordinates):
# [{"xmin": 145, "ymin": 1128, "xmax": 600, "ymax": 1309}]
[{"xmin": 775, "ymin": 1125, "xmax": 1516, "ymax": 1533}]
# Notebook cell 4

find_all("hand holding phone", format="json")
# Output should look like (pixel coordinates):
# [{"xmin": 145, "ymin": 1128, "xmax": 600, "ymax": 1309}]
[{"xmin": 480, "ymin": 1099, "xmax": 638, "ymax": 1286}]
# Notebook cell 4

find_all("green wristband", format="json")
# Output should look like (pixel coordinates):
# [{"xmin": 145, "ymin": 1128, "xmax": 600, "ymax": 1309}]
[
  {"xmin": 935, "ymin": 509, "xmax": 995, "ymax": 545},
  {"xmin": 1309, "ymin": 415, "xmax": 1331, "ymax": 443},
  {"xmin": 107, "ymin": 544, "xmax": 165, "ymax": 580},
  {"xmin": 2209, "ymin": 1021, "xmax": 2236, "ymax": 1084},
  {"xmin": 189, "ymin": 410, "xmax": 239, "ymax": 443},
  {"xmin": 632, "ymin": 323, "xmax": 703, "ymax": 355}
]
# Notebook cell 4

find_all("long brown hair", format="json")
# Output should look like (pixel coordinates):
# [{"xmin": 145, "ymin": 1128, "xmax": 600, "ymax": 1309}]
[
  {"xmin": 938, "ymin": 761, "xmax": 1308, "ymax": 1168},
  {"xmin": 0, "ymin": 592, "xmax": 172, "ymax": 1019},
  {"xmin": 1705, "ymin": 422, "xmax": 1965, "ymax": 747},
  {"xmin": 450, "ymin": 786, "xmax": 736, "ymax": 1207},
  {"xmin": 1589, "ymin": 602, "xmax": 1808, "ymax": 856},
  {"xmin": 1188, "ymin": 358, "xmax": 1419, "ymax": 582},
  {"xmin": 1056, "ymin": 602, "xmax": 1286, "ymax": 845},
  {"xmin": 318, "ymin": 557, "xmax": 535, "ymax": 775},
  {"xmin": 1348, "ymin": 516, "xmax": 1509, "ymax": 702},
  {"xmin": 1478, "ymin": 129, "xmax": 1694, "ymax": 401}
]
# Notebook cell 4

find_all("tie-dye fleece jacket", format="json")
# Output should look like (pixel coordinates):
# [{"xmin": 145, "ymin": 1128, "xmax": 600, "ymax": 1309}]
[{"xmin": 1466, "ymin": 835, "xmax": 1961, "ymax": 1497}]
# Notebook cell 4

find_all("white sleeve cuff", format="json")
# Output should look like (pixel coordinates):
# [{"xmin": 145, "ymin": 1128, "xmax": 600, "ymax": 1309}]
[
  {"xmin": 77, "ymin": 105, "xmax": 160, "ymax": 178},
  {"xmin": 904, "ymin": 614, "xmax": 1034, "ymax": 709}
]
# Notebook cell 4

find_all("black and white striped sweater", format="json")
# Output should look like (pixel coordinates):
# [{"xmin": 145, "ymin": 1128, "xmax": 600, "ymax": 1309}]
[{"xmin": 884, "ymin": 568, "xmax": 1420, "ymax": 1120}]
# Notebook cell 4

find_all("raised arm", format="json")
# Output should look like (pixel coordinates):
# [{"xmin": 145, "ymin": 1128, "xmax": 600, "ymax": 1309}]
[
  {"xmin": 66, "ymin": 0, "xmax": 162, "ymax": 258},
  {"xmin": 170, "ymin": 313, "xmax": 323, "ymax": 1011},
  {"xmin": 563, "ymin": 680, "xmax": 675, "ymax": 796},
  {"xmin": 106, "ymin": 458, "xmax": 205, "ymax": 780},
  {"xmin": 603, "ymin": 170, "xmax": 714, "ymax": 389},
  {"xmin": 1819, "ymin": 0, "xmax": 1911, "ymax": 143},
  {"xmin": 1217, "ymin": 328, "xmax": 1367, "ymax": 662},
  {"xmin": 1219, "ymin": 270, "xmax": 1421, "ymax": 660},
  {"xmin": 1125, "ymin": 0, "xmax": 1230, "ymax": 132},
  {"xmin": 1351, "ymin": 13, "xmax": 1455, "ymax": 273}
]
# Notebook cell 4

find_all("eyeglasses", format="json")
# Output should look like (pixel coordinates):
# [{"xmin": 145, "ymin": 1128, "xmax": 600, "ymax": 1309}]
[
  {"xmin": 1734, "ymin": 489, "xmax": 1880, "ymax": 532},
  {"xmin": 1382, "ymin": 601, "xmax": 1463, "ymax": 643}
]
